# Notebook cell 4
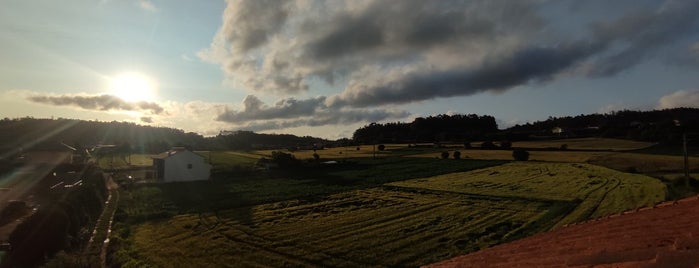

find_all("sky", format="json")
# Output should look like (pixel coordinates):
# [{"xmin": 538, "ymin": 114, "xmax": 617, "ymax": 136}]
[{"xmin": 1, "ymin": 0, "xmax": 699, "ymax": 139}]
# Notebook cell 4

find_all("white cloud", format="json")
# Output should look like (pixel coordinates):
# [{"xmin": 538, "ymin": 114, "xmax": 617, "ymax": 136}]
[{"xmin": 657, "ymin": 90, "xmax": 699, "ymax": 109}]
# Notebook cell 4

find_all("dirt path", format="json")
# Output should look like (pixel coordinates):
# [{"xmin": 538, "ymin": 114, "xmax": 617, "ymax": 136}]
[{"xmin": 84, "ymin": 174, "xmax": 119, "ymax": 267}]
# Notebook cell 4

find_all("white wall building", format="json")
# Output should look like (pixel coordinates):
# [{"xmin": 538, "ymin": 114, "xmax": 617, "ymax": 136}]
[{"xmin": 152, "ymin": 148, "xmax": 211, "ymax": 182}]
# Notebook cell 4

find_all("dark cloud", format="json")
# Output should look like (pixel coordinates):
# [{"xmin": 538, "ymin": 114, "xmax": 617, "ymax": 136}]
[
  {"xmin": 140, "ymin": 116, "xmax": 153, "ymax": 123},
  {"xmin": 231, "ymin": 109, "xmax": 411, "ymax": 132},
  {"xmin": 28, "ymin": 94, "xmax": 165, "ymax": 114},
  {"xmin": 215, "ymin": 94, "xmax": 409, "ymax": 131},
  {"xmin": 202, "ymin": 0, "xmax": 699, "ymax": 107},
  {"xmin": 216, "ymin": 95, "xmax": 326, "ymax": 123},
  {"xmin": 222, "ymin": 0, "xmax": 292, "ymax": 52},
  {"xmin": 330, "ymin": 43, "xmax": 600, "ymax": 107},
  {"xmin": 587, "ymin": 1, "xmax": 699, "ymax": 76}
]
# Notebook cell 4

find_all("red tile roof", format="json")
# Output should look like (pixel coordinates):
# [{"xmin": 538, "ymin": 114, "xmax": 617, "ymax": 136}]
[{"xmin": 426, "ymin": 196, "xmax": 699, "ymax": 268}]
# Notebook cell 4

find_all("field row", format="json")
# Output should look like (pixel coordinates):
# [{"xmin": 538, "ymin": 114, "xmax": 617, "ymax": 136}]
[
  {"xmin": 130, "ymin": 188, "xmax": 556, "ymax": 267},
  {"xmin": 388, "ymin": 162, "xmax": 666, "ymax": 226}
]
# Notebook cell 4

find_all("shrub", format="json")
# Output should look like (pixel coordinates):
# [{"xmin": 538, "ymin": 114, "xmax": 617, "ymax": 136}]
[
  {"xmin": 512, "ymin": 149, "xmax": 530, "ymax": 161},
  {"xmin": 560, "ymin": 144, "xmax": 568, "ymax": 150},
  {"xmin": 481, "ymin": 141, "xmax": 496, "ymax": 149},
  {"xmin": 464, "ymin": 142, "xmax": 472, "ymax": 149},
  {"xmin": 500, "ymin": 140, "xmax": 512, "ymax": 149},
  {"xmin": 312, "ymin": 153, "xmax": 320, "ymax": 161},
  {"xmin": 271, "ymin": 151, "xmax": 299, "ymax": 167},
  {"xmin": 441, "ymin": 151, "xmax": 450, "ymax": 159},
  {"xmin": 377, "ymin": 144, "xmax": 386, "ymax": 151},
  {"xmin": 453, "ymin": 151, "xmax": 461, "ymax": 159}
]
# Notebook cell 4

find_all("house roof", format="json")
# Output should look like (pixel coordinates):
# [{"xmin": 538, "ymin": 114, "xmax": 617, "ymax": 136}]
[
  {"xmin": 152, "ymin": 148, "xmax": 193, "ymax": 159},
  {"xmin": 426, "ymin": 195, "xmax": 699, "ymax": 268}
]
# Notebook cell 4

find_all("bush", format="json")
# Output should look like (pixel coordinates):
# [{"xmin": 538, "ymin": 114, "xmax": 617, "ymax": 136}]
[
  {"xmin": 500, "ymin": 140, "xmax": 512, "ymax": 149},
  {"xmin": 377, "ymin": 144, "xmax": 386, "ymax": 151},
  {"xmin": 453, "ymin": 151, "xmax": 461, "ymax": 159},
  {"xmin": 481, "ymin": 141, "xmax": 497, "ymax": 149},
  {"xmin": 312, "ymin": 153, "xmax": 320, "ymax": 161},
  {"xmin": 464, "ymin": 142, "xmax": 472, "ymax": 149},
  {"xmin": 441, "ymin": 151, "xmax": 450, "ymax": 159},
  {"xmin": 560, "ymin": 144, "xmax": 568, "ymax": 150},
  {"xmin": 271, "ymin": 151, "xmax": 299, "ymax": 167},
  {"xmin": 512, "ymin": 149, "xmax": 530, "ymax": 161}
]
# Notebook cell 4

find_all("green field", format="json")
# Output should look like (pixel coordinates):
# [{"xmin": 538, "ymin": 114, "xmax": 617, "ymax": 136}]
[
  {"xmin": 106, "ymin": 138, "xmax": 682, "ymax": 267},
  {"xmin": 124, "ymin": 188, "xmax": 556, "ymax": 267},
  {"xmin": 389, "ymin": 162, "xmax": 666, "ymax": 227},
  {"xmin": 109, "ymin": 159, "xmax": 667, "ymax": 267}
]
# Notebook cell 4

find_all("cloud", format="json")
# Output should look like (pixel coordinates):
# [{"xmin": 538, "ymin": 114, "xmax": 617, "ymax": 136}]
[
  {"xmin": 657, "ymin": 90, "xmax": 699, "ymax": 109},
  {"xmin": 28, "ymin": 94, "xmax": 165, "ymax": 114},
  {"xmin": 329, "ymin": 43, "xmax": 599, "ymax": 107},
  {"xmin": 200, "ymin": 0, "xmax": 543, "ymax": 95},
  {"xmin": 138, "ymin": 0, "xmax": 158, "ymax": 12},
  {"xmin": 217, "ymin": 95, "xmax": 326, "ymax": 123},
  {"xmin": 230, "ymin": 109, "xmax": 411, "ymax": 132},
  {"xmin": 215, "ymin": 94, "xmax": 410, "ymax": 131},
  {"xmin": 585, "ymin": 1, "xmax": 699, "ymax": 76},
  {"xmin": 140, "ymin": 116, "xmax": 153, "ymax": 123},
  {"xmin": 201, "ymin": 0, "xmax": 699, "ymax": 108}
]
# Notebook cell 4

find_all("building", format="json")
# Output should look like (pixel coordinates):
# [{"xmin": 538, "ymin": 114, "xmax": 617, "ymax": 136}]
[{"xmin": 152, "ymin": 148, "xmax": 211, "ymax": 182}]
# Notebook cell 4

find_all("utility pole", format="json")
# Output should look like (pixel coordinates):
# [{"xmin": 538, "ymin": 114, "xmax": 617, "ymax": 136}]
[{"xmin": 683, "ymin": 132, "xmax": 689, "ymax": 188}]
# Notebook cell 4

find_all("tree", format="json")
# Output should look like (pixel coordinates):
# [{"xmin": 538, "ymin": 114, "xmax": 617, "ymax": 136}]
[
  {"xmin": 500, "ymin": 140, "xmax": 512, "ymax": 149},
  {"xmin": 270, "ymin": 151, "xmax": 299, "ymax": 167},
  {"xmin": 453, "ymin": 151, "xmax": 461, "ymax": 159},
  {"xmin": 441, "ymin": 151, "xmax": 450, "ymax": 159},
  {"xmin": 512, "ymin": 149, "xmax": 530, "ymax": 161},
  {"xmin": 481, "ymin": 141, "xmax": 496, "ymax": 149}
]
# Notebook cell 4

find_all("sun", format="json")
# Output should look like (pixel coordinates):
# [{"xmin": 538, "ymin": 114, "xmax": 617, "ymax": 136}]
[{"xmin": 108, "ymin": 72, "xmax": 157, "ymax": 102}]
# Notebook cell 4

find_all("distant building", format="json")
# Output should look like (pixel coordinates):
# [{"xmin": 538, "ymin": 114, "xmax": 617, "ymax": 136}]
[{"xmin": 152, "ymin": 148, "xmax": 211, "ymax": 182}]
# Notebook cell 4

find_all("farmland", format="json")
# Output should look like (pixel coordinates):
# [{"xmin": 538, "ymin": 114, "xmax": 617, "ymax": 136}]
[
  {"xmin": 107, "ymin": 139, "xmax": 674, "ymax": 267},
  {"xmin": 124, "ymin": 188, "xmax": 557, "ymax": 267},
  {"xmin": 389, "ymin": 162, "xmax": 666, "ymax": 227}
]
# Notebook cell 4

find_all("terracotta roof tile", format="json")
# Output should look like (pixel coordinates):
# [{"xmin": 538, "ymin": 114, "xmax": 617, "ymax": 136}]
[{"xmin": 426, "ymin": 195, "xmax": 699, "ymax": 268}]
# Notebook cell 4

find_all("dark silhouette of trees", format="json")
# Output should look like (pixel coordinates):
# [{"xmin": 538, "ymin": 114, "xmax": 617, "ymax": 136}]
[
  {"xmin": 441, "ymin": 151, "xmax": 450, "ymax": 159},
  {"xmin": 353, "ymin": 114, "xmax": 498, "ymax": 144},
  {"xmin": 506, "ymin": 108, "xmax": 699, "ymax": 143},
  {"xmin": 512, "ymin": 149, "xmax": 530, "ymax": 161}
]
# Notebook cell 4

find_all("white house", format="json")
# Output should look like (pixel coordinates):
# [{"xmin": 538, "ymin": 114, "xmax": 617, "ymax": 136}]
[{"xmin": 152, "ymin": 148, "xmax": 211, "ymax": 182}]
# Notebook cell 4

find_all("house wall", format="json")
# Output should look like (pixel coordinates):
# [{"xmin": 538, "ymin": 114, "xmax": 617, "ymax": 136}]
[{"xmin": 162, "ymin": 151, "xmax": 211, "ymax": 182}]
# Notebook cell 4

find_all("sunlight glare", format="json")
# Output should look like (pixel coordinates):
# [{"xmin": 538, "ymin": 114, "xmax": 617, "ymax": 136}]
[{"xmin": 109, "ymin": 72, "xmax": 157, "ymax": 102}]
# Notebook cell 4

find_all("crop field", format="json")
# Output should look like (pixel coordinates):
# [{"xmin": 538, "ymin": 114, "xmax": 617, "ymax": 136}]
[
  {"xmin": 588, "ymin": 152, "xmax": 699, "ymax": 174},
  {"xmin": 511, "ymin": 138, "xmax": 654, "ymax": 151},
  {"xmin": 111, "ymin": 160, "xmax": 668, "ymax": 267},
  {"xmin": 389, "ymin": 162, "xmax": 666, "ymax": 227},
  {"xmin": 126, "ymin": 188, "xmax": 558, "ymax": 267},
  {"xmin": 255, "ymin": 145, "xmax": 400, "ymax": 160},
  {"xmin": 407, "ymin": 149, "xmax": 612, "ymax": 163}
]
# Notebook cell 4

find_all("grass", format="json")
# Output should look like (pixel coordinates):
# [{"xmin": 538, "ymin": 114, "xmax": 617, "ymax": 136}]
[
  {"xmin": 116, "ymin": 158, "xmax": 504, "ymax": 222},
  {"xmin": 128, "ymin": 188, "xmax": 554, "ymax": 267},
  {"xmin": 512, "ymin": 138, "xmax": 654, "ymax": 151},
  {"xmin": 388, "ymin": 162, "xmax": 666, "ymax": 227},
  {"xmin": 408, "ymin": 149, "xmax": 612, "ymax": 163},
  {"xmin": 107, "ymin": 139, "xmax": 683, "ymax": 267},
  {"xmin": 95, "ymin": 154, "xmax": 153, "ymax": 169},
  {"xmin": 588, "ymin": 152, "xmax": 699, "ymax": 174}
]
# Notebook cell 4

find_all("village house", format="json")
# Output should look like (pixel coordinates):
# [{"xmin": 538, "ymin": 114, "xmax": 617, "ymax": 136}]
[{"xmin": 152, "ymin": 148, "xmax": 211, "ymax": 182}]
